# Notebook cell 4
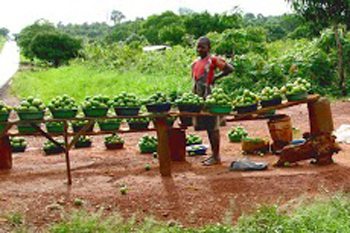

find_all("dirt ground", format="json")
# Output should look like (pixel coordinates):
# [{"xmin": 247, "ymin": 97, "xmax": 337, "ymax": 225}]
[{"xmin": 0, "ymin": 94, "xmax": 350, "ymax": 230}]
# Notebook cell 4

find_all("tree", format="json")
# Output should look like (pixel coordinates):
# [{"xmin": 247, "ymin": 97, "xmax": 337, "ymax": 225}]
[
  {"xmin": 287, "ymin": 0, "xmax": 350, "ymax": 95},
  {"xmin": 0, "ymin": 27, "xmax": 9, "ymax": 37},
  {"xmin": 110, "ymin": 10, "xmax": 125, "ymax": 25},
  {"xmin": 140, "ymin": 11, "xmax": 183, "ymax": 44},
  {"xmin": 30, "ymin": 32, "xmax": 82, "ymax": 67},
  {"xmin": 17, "ymin": 20, "xmax": 57, "ymax": 59}
]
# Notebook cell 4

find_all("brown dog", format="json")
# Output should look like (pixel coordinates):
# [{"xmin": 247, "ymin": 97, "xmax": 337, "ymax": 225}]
[{"xmin": 276, "ymin": 133, "xmax": 341, "ymax": 167}]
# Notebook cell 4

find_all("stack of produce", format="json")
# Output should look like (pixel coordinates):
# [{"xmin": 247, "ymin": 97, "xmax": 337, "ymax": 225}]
[
  {"xmin": 74, "ymin": 136, "xmax": 92, "ymax": 148},
  {"xmin": 233, "ymin": 90, "xmax": 259, "ymax": 113},
  {"xmin": 281, "ymin": 77, "xmax": 311, "ymax": 101},
  {"xmin": 186, "ymin": 134, "xmax": 203, "ymax": 146},
  {"xmin": 205, "ymin": 87, "xmax": 232, "ymax": 114},
  {"xmin": 112, "ymin": 92, "xmax": 141, "ymax": 116},
  {"xmin": 43, "ymin": 140, "xmax": 64, "ymax": 155},
  {"xmin": 48, "ymin": 95, "xmax": 78, "ymax": 118},
  {"xmin": 138, "ymin": 135, "xmax": 157, "ymax": 153},
  {"xmin": 145, "ymin": 92, "xmax": 171, "ymax": 113},
  {"xmin": 16, "ymin": 97, "xmax": 46, "ymax": 120},
  {"xmin": 260, "ymin": 87, "xmax": 283, "ymax": 107},
  {"xmin": 10, "ymin": 137, "xmax": 27, "ymax": 153},
  {"xmin": 228, "ymin": 126, "xmax": 248, "ymax": 142},
  {"xmin": 82, "ymin": 95, "xmax": 110, "ymax": 117},
  {"xmin": 104, "ymin": 134, "xmax": 124, "ymax": 150},
  {"xmin": 175, "ymin": 92, "xmax": 203, "ymax": 112}
]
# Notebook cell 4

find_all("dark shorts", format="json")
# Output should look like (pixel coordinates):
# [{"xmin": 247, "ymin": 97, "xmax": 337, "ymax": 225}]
[
  {"xmin": 193, "ymin": 116, "xmax": 219, "ymax": 131},
  {"xmin": 193, "ymin": 78, "xmax": 218, "ymax": 131}
]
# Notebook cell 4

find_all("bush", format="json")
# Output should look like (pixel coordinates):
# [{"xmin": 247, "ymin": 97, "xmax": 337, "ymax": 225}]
[
  {"xmin": 17, "ymin": 20, "xmax": 57, "ymax": 59},
  {"xmin": 30, "ymin": 32, "xmax": 82, "ymax": 66}
]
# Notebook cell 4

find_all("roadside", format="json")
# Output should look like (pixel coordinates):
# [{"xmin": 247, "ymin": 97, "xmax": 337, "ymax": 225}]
[
  {"xmin": 0, "ymin": 101, "xmax": 349, "ymax": 230},
  {"xmin": 0, "ymin": 40, "xmax": 19, "ymax": 100}
]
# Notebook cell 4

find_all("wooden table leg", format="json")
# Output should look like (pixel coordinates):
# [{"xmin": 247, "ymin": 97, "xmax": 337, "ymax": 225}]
[
  {"xmin": 0, "ymin": 136, "xmax": 12, "ymax": 169},
  {"xmin": 154, "ymin": 116, "xmax": 171, "ymax": 176},
  {"xmin": 63, "ymin": 121, "xmax": 72, "ymax": 185}
]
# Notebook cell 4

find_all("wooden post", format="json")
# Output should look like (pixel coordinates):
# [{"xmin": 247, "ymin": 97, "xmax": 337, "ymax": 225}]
[
  {"xmin": 168, "ymin": 128, "xmax": 186, "ymax": 162},
  {"xmin": 0, "ymin": 136, "xmax": 12, "ymax": 169},
  {"xmin": 154, "ymin": 116, "xmax": 172, "ymax": 176},
  {"xmin": 307, "ymin": 97, "xmax": 334, "ymax": 135},
  {"xmin": 63, "ymin": 121, "xmax": 72, "ymax": 185}
]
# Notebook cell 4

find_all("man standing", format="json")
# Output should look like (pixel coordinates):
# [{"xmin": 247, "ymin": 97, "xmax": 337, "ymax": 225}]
[{"xmin": 192, "ymin": 36, "xmax": 234, "ymax": 166}]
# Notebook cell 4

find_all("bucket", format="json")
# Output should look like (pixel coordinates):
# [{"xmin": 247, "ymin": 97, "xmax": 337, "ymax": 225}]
[{"xmin": 268, "ymin": 115, "xmax": 293, "ymax": 151}]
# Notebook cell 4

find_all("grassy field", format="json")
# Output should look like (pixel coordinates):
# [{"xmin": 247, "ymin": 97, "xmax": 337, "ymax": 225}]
[
  {"xmin": 0, "ymin": 36, "xmax": 6, "ymax": 52},
  {"xmin": 6, "ymin": 194, "xmax": 350, "ymax": 232},
  {"xmin": 11, "ymin": 64, "xmax": 192, "ymax": 103}
]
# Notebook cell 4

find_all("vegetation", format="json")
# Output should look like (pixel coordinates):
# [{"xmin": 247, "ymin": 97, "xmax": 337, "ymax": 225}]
[
  {"xmin": 287, "ymin": 0, "xmax": 350, "ymax": 95},
  {"xmin": 29, "ymin": 31, "xmax": 81, "ymax": 67},
  {"xmin": 57, "ymin": 22, "xmax": 111, "ymax": 42},
  {"xmin": 11, "ymin": 63, "xmax": 191, "ymax": 103},
  {"xmin": 4, "ymin": 194, "xmax": 350, "ymax": 232},
  {"xmin": 17, "ymin": 20, "xmax": 82, "ymax": 66}
]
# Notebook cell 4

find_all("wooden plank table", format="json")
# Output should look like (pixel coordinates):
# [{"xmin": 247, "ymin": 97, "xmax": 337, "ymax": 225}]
[{"xmin": 0, "ymin": 94, "xmax": 325, "ymax": 184}]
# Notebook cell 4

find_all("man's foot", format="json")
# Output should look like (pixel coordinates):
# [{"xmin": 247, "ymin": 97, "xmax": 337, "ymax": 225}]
[{"xmin": 202, "ymin": 156, "xmax": 220, "ymax": 166}]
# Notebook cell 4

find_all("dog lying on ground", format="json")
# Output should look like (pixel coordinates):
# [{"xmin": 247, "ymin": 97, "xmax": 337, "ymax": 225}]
[{"xmin": 275, "ymin": 133, "xmax": 341, "ymax": 167}]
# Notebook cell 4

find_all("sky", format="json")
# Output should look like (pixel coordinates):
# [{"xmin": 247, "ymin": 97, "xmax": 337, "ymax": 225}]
[{"xmin": 0, "ymin": 0, "xmax": 292, "ymax": 33}]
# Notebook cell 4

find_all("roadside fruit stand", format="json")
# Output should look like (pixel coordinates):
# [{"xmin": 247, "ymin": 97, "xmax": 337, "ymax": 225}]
[{"xmin": 0, "ymin": 81, "xmax": 340, "ymax": 185}]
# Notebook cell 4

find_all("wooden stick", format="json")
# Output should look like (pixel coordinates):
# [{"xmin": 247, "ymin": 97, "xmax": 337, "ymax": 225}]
[
  {"xmin": 29, "ymin": 123, "xmax": 65, "ymax": 150},
  {"xmin": 67, "ymin": 120, "xmax": 94, "ymax": 150},
  {"xmin": 63, "ymin": 121, "xmax": 72, "ymax": 185}
]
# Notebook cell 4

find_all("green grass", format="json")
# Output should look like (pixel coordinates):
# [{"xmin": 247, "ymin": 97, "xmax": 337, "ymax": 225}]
[
  {"xmin": 6, "ymin": 194, "xmax": 350, "ymax": 232},
  {"xmin": 11, "ymin": 64, "xmax": 192, "ymax": 103}
]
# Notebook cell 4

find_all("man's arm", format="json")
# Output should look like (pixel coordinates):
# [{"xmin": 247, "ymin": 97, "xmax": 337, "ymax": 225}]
[{"xmin": 214, "ymin": 63, "xmax": 234, "ymax": 82}]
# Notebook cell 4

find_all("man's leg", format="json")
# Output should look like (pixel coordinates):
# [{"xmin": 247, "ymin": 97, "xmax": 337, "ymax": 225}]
[{"xmin": 203, "ymin": 129, "xmax": 221, "ymax": 165}]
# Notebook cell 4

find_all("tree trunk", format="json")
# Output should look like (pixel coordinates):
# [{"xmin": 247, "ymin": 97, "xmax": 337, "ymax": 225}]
[{"xmin": 334, "ymin": 25, "xmax": 346, "ymax": 96}]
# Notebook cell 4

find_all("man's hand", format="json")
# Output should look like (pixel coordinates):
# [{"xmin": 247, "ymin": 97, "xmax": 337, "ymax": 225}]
[{"xmin": 214, "ymin": 63, "xmax": 234, "ymax": 82}]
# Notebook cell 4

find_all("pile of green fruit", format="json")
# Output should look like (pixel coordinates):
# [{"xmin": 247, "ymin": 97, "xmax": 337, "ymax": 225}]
[
  {"xmin": 175, "ymin": 93, "xmax": 203, "ymax": 105},
  {"xmin": 82, "ymin": 95, "xmax": 110, "ymax": 109},
  {"xmin": 72, "ymin": 119, "xmax": 88, "ymax": 127},
  {"xmin": 43, "ymin": 140, "xmax": 64, "ymax": 155},
  {"xmin": 112, "ymin": 92, "xmax": 141, "ymax": 107},
  {"xmin": 97, "ymin": 118, "xmax": 121, "ymax": 126},
  {"xmin": 205, "ymin": 88, "xmax": 231, "ymax": 106},
  {"xmin": 43, "ymin": 140, "xmax": 63, "ymax": 149},
  {"xmin": 76, "ymin": 136, "xmax": 91, "ymax": 143},
  {"xmin": 104, "ymin": 134, "xmax": 124, "ymax": 144},
  {"xmin": 233, "ymin": 90, "xmax": 259, "ymax": 107},
  {"xmin": 16, "ymin": 97, "xmax": 46, "ymax": 112},
  {"xmin": 138, "ymin": 135, "xmax": 157, "ymax": 153},
  {"xmin": 46, "ymin": 121, "xmax": 64, "ymax": 133},
  {"xmin": 146, "ymin": 92, "xmax": 169, "ymax": 105},
  {"xmin": 228, "ymin": 126, "xmax": 248, "ymax": 142},
  {"xmin": 0, "ymin": 101, "xmax": 11, "ymax": 114},
  {"xmin": 71, "ymin": 120, "xmax": 94, "ymax": 132},
  {"xmin": 260, "ymin": 87, "xmax": 282, "ymax": 101},
  {"xmin": 186, "ymin": 134, "xmax": 203, "ymax": 145},
  {"xmin": 0, "ymin": 101, "xmax": 12, "ymax": 122},
  {"xmin": 46, "ymin": 121, "xmax": 63, "ymax": 128},
  {"xmin": 10, "ymin": 137, "xmax": 27, "ymax": 149},
  {"xmin": 48, "ymin": 95, "xmax": 78, "ymax": 110},
  {"xmin": 281, "ymin": 77, "xmax": 311, "ymax": 95},
  {"xmin": 127, "ymin": 117, "xmax": 150, "ymax": 124},
  {"xmin": 74, "ymin": 136, "xmax": 92, "ymax": 148}
]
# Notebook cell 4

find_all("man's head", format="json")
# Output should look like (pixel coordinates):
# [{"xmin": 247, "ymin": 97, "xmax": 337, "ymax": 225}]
[{"xmin": 196, "ymin": 36, "xmax": 211, "ymax": 58}]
